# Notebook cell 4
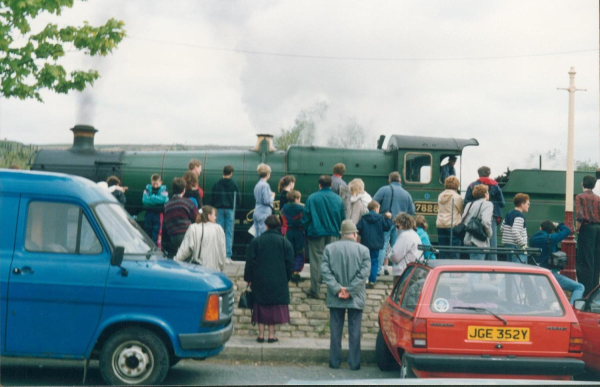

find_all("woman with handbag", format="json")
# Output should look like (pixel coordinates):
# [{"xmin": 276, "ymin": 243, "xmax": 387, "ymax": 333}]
[
  {"xmin": 436, "ymin": 176, "xmax": 464, "ymax": 258},
  {"xmin": 462, "ymin": 185, "xmax": 493, "ymax": 260},
  {"xmin": 244, "ymin": 215, "xmax": 294, "ymax": 343},
  {"xmin": 174, "ymin": 205, "xmax": 226, "ymax": 271}
]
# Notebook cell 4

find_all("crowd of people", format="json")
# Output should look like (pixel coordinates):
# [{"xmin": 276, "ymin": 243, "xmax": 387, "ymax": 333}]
[{"xmin": 98, "ymin": 158, "xmax": 600, "ymax": 371}]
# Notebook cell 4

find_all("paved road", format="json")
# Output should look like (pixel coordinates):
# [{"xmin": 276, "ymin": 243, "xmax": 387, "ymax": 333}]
[
  {"xmin": 0, "ymin": 358, "xmax": 397, "ymax": 386},
  {"xmin": 2, "ymin": 357, "xmax": 598, "ymax": 385}
]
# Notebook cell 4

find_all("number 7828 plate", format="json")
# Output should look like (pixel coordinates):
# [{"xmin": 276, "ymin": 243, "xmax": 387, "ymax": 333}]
[
  {"xmin": 414, "ymin": 201, "xmax": 438, "ymax": 215},
  {"xmin": 467, "ymin": 326, "xmax": 530, "ymax": 342}
]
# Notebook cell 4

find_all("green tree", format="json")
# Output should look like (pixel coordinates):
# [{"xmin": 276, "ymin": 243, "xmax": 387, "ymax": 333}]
[
  {"xmin": 273, "ymin": 102, "xmax": 328, "ymax": 150},
  {"xmin": 326, "ymin": 118, "xmax": 370, "ymax": 149},
  {"xmin": 575, "ymin": 158, "xmax": 599, "ymax": 172},
  {"xmin": 1, "ymin": 0, "xmax": 125, "ymax": 101}
]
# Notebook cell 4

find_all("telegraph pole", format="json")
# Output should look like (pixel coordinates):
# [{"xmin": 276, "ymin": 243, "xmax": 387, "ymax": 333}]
[{"xmin": 557, "ymin": 67, "xmax": 586, "ymax": 280}]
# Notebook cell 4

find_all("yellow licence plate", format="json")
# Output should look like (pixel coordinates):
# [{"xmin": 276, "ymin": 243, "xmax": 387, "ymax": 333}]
[{"xmin": 467, "ymin": 326, "xmax": 530, "ymax": 342}]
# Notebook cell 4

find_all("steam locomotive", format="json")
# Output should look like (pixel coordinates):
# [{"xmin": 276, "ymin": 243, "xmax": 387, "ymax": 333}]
[{"xmin": 31, "ymin": 125, "xmax": 588, "ymax": 259}]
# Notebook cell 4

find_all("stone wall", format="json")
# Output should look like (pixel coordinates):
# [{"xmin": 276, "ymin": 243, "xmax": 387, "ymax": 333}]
[{"xmin": 231, "ymin": 275, "xmax": 394, "ymax": 340}]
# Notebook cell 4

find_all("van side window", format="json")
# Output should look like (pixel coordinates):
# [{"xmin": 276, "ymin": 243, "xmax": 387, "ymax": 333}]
[
  {"xmin": 25, "ymin": 202, "xmax": 102, "ymax": 255},
  {"xmin": 405, "ymin": 153, "xmax": 432, "ymax": 184},
  {"xmin": 390, "ymin": 266, "xmax": 414, "ymax": 304},
  {"xmin": 401, "ymin": 267, "xmax": 429, "ymax": 312}
]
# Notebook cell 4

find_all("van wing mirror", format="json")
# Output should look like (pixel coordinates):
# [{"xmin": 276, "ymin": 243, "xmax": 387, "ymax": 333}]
[
  {"xmin": 111, "ymin": 246, "xmax": 125, "ymax": 266},
  {"xmin": 573, "ymin": 299, "xmax": 586, "ymax": 311}
]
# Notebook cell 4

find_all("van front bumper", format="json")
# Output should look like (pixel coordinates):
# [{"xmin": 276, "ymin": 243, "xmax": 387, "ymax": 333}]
[
  {"xmin": 178, "ymin": 320, "xmax": 234, "ymax": 350},
  {"xmin": 405, "ymin": 353, "xmax": 585, "ymax": 376}
]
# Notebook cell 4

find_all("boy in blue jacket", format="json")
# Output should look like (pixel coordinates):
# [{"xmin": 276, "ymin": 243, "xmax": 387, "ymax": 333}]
[
  {"xmin": 143, "ymin": 174, "xmax": 169, "ymax": 246},
  {"xmin": 357, "ymin": 201, "xmax": 393, "ymax": 289},
  {"xmin": 282, "ymin": 190, "xmax": 306, "ymax": 284},
  {"xmin": 529, "ymin": 220, "xmax": 584, "ymax": 304}
]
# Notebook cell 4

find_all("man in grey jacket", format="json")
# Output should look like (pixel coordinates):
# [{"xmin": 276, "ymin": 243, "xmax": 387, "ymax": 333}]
[{"xmin": 321, "ymin": 220, "xmax": 371, "ymax": 371}]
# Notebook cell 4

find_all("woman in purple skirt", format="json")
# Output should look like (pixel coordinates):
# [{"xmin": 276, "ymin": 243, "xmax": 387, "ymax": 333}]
[{"xmin": 244, "ymin": 215, "xmax": 294, "ymax": 343}]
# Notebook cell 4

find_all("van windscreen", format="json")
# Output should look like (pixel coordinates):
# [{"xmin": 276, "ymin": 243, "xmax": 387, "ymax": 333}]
[{"xmin": 95, "ymin": 203, "xmax": 154, "ymax": 255}]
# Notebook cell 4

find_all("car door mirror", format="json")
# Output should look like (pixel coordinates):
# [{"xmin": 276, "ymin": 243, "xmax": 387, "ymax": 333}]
[
  {"xmin": 111, "ymin": 246, "xmax": 125, "ymax": 266},
  {"xmin": 573, "ymin": 299, "xmax": 586, "ymax": 311}
]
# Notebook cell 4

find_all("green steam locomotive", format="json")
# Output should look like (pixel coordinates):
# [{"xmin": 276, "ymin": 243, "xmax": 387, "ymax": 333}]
[{"xmin": 31, "ymin": 125, "xmax": 588, "ymax": 259}]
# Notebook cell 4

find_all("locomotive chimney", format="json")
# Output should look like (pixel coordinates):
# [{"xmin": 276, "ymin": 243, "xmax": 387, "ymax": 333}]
[
  {"xmin": 70, "ymin": 124, "xmax": 98, "ymax": 153},
  {"xmin": 253, "ymin": 134, "xmax": 276, "ymax": 153}
]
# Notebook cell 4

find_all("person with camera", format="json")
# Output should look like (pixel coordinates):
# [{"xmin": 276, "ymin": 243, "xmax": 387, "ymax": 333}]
[{"xmin": 529, "ymin": 220, "xmax": 584, "ymax": 304}]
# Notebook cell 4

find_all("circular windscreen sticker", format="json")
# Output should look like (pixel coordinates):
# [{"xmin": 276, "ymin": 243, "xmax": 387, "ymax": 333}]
[{"xmin": 433, "ymin": 298, "xmax": 449, "ymax": 312}]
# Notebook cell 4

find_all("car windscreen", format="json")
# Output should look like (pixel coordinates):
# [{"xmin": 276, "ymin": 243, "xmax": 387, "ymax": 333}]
[
  {"xmin": 95, "ymin": 203, "xmax": 154, "ymax": 255},
  {"xmin": 430, "ymin": 271, "xmax": 564, "ymax": 317}
]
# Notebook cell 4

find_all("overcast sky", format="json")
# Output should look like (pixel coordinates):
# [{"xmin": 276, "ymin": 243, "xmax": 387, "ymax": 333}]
[{"xmin": 1, "ymin": 0, "xmax": 598, "ymax": 186}]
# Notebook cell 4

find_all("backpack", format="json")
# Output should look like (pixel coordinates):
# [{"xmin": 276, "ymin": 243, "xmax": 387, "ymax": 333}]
[{"xmin": 466, "ymin": 202, "xmax": 488, "ymax": 241}]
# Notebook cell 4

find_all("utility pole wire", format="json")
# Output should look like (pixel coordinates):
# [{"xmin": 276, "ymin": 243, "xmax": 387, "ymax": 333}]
[{"xmin": 128, "ymin": 35, "xmax": 598, "ymax": 62}]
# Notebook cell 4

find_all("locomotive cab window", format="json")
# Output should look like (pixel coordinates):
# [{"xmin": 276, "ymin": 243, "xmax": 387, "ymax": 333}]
[
  {"xmin": 404, "ymin": 153, "xmax": 432, "ymax": 184},
  {"xmin": 25, "ymin": 201, "xmax": 102, "ymax": 255}
]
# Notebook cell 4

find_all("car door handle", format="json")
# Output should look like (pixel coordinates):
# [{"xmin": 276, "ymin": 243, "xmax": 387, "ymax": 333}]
[{"xmin": 13, "ymin": 267, "xmax": 34, "ymax": 275}]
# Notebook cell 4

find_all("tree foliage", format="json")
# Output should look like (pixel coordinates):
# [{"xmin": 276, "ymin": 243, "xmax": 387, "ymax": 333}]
[
  {"xmin": 273, "ymin": 102, "xmax": 328, "ymax": 150},
  {"xmin": 1, "ymin": 0, "xmax": 125, "ymax": 101},
  {"xmin": 576, "ymin": 158, "xmax": 599, "ymax": 172},
  {"xmin": 326, "ymin": 118, "xmax": 370, "ymax": 149}
]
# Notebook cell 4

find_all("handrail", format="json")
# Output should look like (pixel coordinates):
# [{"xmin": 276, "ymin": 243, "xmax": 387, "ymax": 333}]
[
  {"xmin": 417, "ymin": 245, "xmax": 542, "ymax": 266},
  {"xmin": 418, "ymin": 245, "xmax": 541, "ymax": 254}
]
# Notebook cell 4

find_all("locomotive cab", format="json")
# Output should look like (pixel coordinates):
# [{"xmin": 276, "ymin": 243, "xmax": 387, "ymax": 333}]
[{"xmin": 386, "ymin": 135, "xmax": 478, "ymax": 226}]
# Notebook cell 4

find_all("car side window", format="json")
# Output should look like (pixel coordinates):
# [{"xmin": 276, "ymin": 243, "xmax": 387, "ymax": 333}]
[
  {"xmin": 589, "ymin": 289, "xmax": 600, "ymax": 314},
  {"xmin": 25, "ymin": 201, "xmax": 102, "ymax": 255},
  {"xmin": 390, "ymin": 266, "xmax": 414, "ymax": 304},
  {"xmin": 401, "ymin": 267, "xmax": 429, "ymax": 312}
]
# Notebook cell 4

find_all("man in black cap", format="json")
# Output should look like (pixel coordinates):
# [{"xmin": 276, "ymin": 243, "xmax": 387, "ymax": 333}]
[{"xmin": 440, "ymin": 156, "xmax": 457, "ymax": 183}]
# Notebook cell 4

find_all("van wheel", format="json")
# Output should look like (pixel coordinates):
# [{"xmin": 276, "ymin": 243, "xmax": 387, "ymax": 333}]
[
  {"xmin": 99, "ymin": 327, "xmax": 169, "ymax": 385},
  {"xmin": 376, "ymin": 329, "xmax": 399, "ymax": 371},
  {"xmin": 400, "ymin": 353, "xmax": 416, "ymax": 379}
]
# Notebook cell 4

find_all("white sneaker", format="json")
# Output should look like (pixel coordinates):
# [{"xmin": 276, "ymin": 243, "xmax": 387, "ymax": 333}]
[{"xmin": 226, "ymin": 258, "xmax": 232, "ymax": 264}]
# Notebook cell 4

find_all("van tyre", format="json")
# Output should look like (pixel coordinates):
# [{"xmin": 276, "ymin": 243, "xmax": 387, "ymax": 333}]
[
  {"xmin": 376, "ymin": 329, "xmax": 399, "ymax": 371},
  {"xmin": 400, "ymin": 353, "xmax": 416, "ymax": 379},
  {"xmin": 99, "ymin": 327, "xmax": 169, "ymax": 385}
]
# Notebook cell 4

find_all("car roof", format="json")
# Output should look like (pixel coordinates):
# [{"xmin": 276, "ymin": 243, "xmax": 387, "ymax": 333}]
[
  {"xmin": 418, "ymin": 259, "xmax": 549, "ymax": 273},
  {"xmin": 0, "ymin": 169, "xmax": 116, "ymax": 204}
]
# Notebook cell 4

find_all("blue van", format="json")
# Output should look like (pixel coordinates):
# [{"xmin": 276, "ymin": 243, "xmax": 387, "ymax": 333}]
[{"xmin": 0, "ymin": 170, "xmax": 234, "ymax": 385}]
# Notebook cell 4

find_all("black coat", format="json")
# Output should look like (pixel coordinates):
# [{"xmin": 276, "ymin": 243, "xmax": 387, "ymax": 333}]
[{"xmin": 244, "ymin": 230, "xmax": 294, "ymax": 305}]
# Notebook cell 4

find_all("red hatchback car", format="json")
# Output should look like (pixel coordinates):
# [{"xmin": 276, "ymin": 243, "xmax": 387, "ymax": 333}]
[
  {"xmin": 574, "ymin": 284, "xmax": 600, "ymax": 376},
  {"xmin": 376, "ymin": 260, "xmax": 585, "ymax": 380}
]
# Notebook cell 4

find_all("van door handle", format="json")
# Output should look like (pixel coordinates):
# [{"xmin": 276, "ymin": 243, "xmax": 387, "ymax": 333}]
[{"xmin": 13, "ymin": 267, "xmax": 34, "ymax": 275}]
